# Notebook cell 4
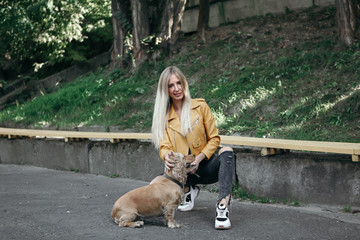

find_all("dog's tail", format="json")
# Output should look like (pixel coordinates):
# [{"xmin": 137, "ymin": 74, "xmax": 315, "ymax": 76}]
[
  {"xmin": 111, "ymin": 207, "xmax": 121, "ymax": 225},
  {"xmin": 111, "ymin": 207, "xmax": 117, "ymax": 218}
]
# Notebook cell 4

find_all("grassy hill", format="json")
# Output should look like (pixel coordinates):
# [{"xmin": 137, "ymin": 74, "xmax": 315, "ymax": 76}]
[{"xmin": 0, "ymin": 6, "xmax": 359, "ymax": 143}]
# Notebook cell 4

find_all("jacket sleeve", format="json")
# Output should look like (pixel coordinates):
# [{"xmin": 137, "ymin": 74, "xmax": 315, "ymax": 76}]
[
  {"xmin": 159, "ymin": 129, "xmax": 174, "ymax": 162},
  {"xmin": 201, "ymin": 101, "xmax": 221, "ymax": 159}
]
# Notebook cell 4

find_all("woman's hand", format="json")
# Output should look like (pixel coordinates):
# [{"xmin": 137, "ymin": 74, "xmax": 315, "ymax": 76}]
[
  {"xmin": 189, "ymin": 152, "xmax": 206, "ymax": 174},
  {"xmin": 164, "ymin": 152, "xmax": 175, "ymax": 170}
]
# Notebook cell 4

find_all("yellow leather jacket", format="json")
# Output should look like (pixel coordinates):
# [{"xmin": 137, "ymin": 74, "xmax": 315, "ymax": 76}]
[{"xmin": 159, "ymin": 98, "xmax": 220, "ymax": 161}]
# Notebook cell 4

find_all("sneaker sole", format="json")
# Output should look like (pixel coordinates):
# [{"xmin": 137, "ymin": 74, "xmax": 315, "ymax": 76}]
[
  {"xmin": 215, "ymin": 225, "xmax": 232, "ymax": 230},
  {"xmin": 178, "ymin": 186, "xmax": 200, "ymax": 212}
]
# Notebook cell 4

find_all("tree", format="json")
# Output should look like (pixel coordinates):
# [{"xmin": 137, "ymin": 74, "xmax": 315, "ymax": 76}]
[
  {"xmin": 0, "ymin": 0, "xmax": 112, "ymax": 74},
  {"xmin": 110, "ymin": 0, "xmax": 187, "ymax": 70},
  {"xmin": 131, "ymin": 0, "xmax": 150, "ymax": 68},
  {"xmin": 336, "ymin": 0, "xmax": 360, "ymax": 46},
  {"xmin": 109, "ymin": 0, "xmax": 129, "ymax": 70},
  {"xmin": 157, "ymin": 0, "xmax": 187, "ymax": 55},
  {"xmin": 197, "ymin": 0, "xmax": 210, "ymax": 42}
]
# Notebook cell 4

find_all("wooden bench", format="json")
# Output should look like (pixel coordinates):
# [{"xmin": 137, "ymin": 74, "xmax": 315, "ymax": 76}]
[
  {"xmin": 221, "ymin": 136, "xmax": 360, "ymax": 162},
  {"xmin": 0, "ymin": 127, "xmax": 359, "ymax": 162},
  {"xmin": 0, "ymin": 127, "xmax": 152, "ymax": 143}
]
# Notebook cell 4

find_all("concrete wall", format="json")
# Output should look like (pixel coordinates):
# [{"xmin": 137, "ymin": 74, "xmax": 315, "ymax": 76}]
[
  {"xmin": 0, "ymin": 138, "xmax": 359, "ymax": 206},
  {"xmin": 182, "ymin": 0, "xmax": 335, "ymax": 32},
  {"xmin": 0, "ymin": 139, "xmax": 161, "ymax": 181},
  {"xmin": 238, "ymin": 151, "xmax": 360, "ymax": 205}
]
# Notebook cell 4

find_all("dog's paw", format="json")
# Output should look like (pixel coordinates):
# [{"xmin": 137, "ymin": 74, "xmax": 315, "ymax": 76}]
[
  {"xmin": 118, "ymin": 220, "xmax": 144, "ymax": 228},
  {"xmin": 134, "ymin": 221, "xmax": 144, "ymax": 228},
  {"xmin": 167, "ymin": 221, "xmax": 181, "ymax": 228}
]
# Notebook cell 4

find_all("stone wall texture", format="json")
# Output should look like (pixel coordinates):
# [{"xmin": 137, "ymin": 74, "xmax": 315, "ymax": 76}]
[
  {"xmin": 182, "ymin": 0, "xmax": 335, "ymax": 32},
  {"xmin": 1, "ymin": 137, "xmax": 358, "ymax": 206}
]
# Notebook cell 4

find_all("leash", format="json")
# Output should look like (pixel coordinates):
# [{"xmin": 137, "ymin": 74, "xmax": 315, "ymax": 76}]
[{"xmin": 163, "ymin": 174, "xmax": 184, "ymax": 189}]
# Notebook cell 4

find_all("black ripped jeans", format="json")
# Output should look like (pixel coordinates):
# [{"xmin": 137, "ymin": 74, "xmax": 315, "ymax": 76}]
[{"xmin": 186, "ymin": 150, "xmax": 236, "ymax": 202}]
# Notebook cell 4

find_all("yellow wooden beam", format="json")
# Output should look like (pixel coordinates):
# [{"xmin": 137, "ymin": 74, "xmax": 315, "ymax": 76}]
[
  {"xmin": 0, "ymin": 128, "xmax": 359, "ymax": 161},
  {"xmin": 221, "ymin": 135, "xmax": 360, "ymax": 156},
  {"xmin": 260, "ymin": 148, "xmax": 289, "ymax": 156},
  {"xmin": 0, "ymin": 127, "xmax": 152, "ymax": 141},
  {"xmin": 261, "ymin": 148, "xmax": 276, "ymax": 156},
  {"xmin": 110, "ymin": 139, "xmax": 121, "ymax": 143}
]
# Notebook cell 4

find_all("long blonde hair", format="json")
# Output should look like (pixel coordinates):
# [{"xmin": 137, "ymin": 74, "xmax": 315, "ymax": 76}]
[{"xmin": 152, "ymin": 66, "xmax": 192, "ymax": 149}]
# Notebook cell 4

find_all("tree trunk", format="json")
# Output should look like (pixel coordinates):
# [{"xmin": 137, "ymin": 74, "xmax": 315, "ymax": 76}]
[
  {"xmin": 131, "ymin": 0, "xmax": 150, "ymax": 68},
  {"xmin": 158, "ymin": 0, "xmax": 187, "ymax": 55},
  {"xmin": 110, "ymin": 0, "xmax": 187, "ymax": 70},
  {"xmin": 336, "ymin": 0, "xmax": 360, "ymax": 46},
  {"xmin": 197, "ymin": 0, "xmax": 210, "ymax": 42},
  {"xmin": 110, "ymin": 0, "xmax": 125, "ymax": 70}
]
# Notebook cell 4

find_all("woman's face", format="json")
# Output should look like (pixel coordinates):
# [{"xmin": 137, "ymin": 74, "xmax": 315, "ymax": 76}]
[{"xmin": 168, "ymin": 74, "xmax": 184, "ymax": 102}]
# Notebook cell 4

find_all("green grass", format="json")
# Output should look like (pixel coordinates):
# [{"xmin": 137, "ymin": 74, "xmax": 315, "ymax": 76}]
[
  {"xmin": 0, "ymin": 65, "xmax": 157, "ymax": 130},
  {"xmin": 0, "ymin": 6, "xmax": 359, "ymax": 143},
  {"xmin": 230, "ymin": 184, "xmax": 299, "ymax": 205},
  {"xmin": 343, "ymin": 206, "xmax": 352, "ymax": 213}
]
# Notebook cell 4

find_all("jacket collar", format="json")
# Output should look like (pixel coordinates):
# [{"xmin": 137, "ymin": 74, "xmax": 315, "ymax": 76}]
[
  {"xmin": 168, "ymin": 99, "xmax": 201, "ymax": 121},
  {"xmin": 168, "ymin": 105, "xmax": 178, "ymax": 121}
]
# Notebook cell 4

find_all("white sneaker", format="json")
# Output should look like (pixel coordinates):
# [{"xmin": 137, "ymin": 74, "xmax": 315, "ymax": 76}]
[
  {"xmin": 178, "ymin": 186, "xmax": 200, "ymax": 212},
  {"xmin": 215, "ymin": 203, "xmax": 231, "ymax": 230}
]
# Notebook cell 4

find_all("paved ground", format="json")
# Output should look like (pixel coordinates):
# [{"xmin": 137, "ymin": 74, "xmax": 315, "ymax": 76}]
[{"xmin": 1, "ymin": 164, "xmax": 359, "ymax": 240}]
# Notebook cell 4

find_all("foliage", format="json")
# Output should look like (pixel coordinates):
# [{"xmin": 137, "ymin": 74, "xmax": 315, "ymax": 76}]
[
  {"xmin": 0, "ymin": 6, "xmax": 359, "ymax": 143},
  {"xmin": 0, "ymin": 63, "xmax": 157, "ymax": 129},
  {"xmin": 0, "ymin": 0, "xmax": 112, "ymax": 73}
]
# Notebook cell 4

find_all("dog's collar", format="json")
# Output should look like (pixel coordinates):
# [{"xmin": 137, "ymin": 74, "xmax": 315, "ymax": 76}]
[{"xmin": 163, "ymin": 174, "xmax": 184, "ymax": 189}]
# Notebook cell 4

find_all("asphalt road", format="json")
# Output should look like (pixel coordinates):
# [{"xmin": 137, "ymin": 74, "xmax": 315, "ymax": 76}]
[{"xmin": 1, "ymin": 164, "xmax": 359, "ymax": 240}]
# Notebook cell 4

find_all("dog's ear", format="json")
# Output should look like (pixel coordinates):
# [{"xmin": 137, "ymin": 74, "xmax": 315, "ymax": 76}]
[
  {"xmin": 184, "ymin": 154, "xmax": 195, "ymax": 163},
  {"xmin": 171, "ymin": 152, "xmax": 184, "ymax": 162}
]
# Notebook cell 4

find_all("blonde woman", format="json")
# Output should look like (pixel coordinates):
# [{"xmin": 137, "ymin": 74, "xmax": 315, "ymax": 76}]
[{"xmin": 152, "ymin": 66, "xmax": 236, "ymax": 230}]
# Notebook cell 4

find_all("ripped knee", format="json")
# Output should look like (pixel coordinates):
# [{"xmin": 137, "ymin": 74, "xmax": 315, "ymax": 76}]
[{"xmin": 219, "ymin": 146, "xmax": 233, "ymax": 155}]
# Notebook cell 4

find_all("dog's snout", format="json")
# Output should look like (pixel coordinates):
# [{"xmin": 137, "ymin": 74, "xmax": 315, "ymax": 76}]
[{"xmin": 186, "ymin": 163, "xmax": 197, "ymax": 168}]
